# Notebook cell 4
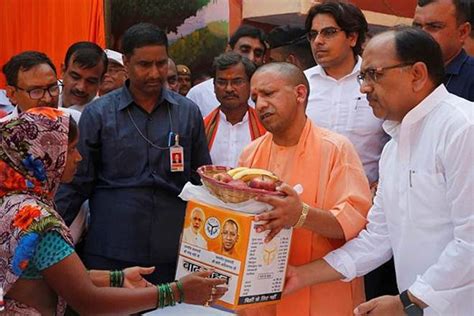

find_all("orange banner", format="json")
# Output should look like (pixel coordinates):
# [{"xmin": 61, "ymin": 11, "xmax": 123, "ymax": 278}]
[{"xmin": 0, "ymin": 0, "xmax": 105, "ymax": 88}]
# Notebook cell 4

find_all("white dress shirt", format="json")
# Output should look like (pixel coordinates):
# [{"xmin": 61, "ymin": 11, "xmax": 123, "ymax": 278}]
[
  {"xmin": 305, "ymin": 57, "xmax": 388, "ymax": 183},
  {"xmin": 324, "ymin": 85, "xmax": 474, "ymax": 315},
  {"xmin": 186, "ymin": 79, "xmax": 218, "ymax": 117},
  {"xmin": 182, "ymin": 227, "xmax": 208, "ymax": 249},
  {"xmin": 210, "ymin": 110, "xmax": 252, "ymax": 168}
]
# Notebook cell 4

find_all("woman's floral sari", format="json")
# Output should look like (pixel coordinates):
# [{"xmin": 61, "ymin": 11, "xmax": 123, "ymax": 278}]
[{"xmin": 0, "ymin": 108, "xmax": 74, "ymax": 315}]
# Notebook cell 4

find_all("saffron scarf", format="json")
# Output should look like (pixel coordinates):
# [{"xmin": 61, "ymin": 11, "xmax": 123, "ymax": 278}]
[{"xmin": 204, "ymin": 106, "xmax": 266, "ymax": 150}]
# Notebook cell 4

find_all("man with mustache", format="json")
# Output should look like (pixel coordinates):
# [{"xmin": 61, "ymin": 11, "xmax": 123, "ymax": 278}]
[
  {"xmin": 56, "ymin": 23, "xmax": 211, "ymax": 283},
  {"xmin": 1, "ymin": 51, "xmax": 81, "ymax": 123},
  {"xmin": 304, "ymin": 0, "xmax": 395, "ymax": 300},
  {"xmin": 204, "ymin": 52, "xmax": 265, "ymax": 167},
  {"xmin": 187, "ymin": 24, "xmax": 266, "ymax": 117},
  {"xmin": 177, "ymin": 64, "xmax": 192, "ymax": 96},
  {"xmin": 166, "ymin": 58, "xmax": 180, "ymax": 93},
  {"xmin": 61, "ymin": 41, "xmax": 108, "ymax": 111},
  {"xmin": 98, "ymin": 49, "xmax": 128, "ymax": 97},
  {"xmin": 282, "ymin": 26, "xmax": 473, "ymax": 316},
  {"xmin": 238, "ymin": 62, "xmax": 372, "ymax": 316},
  {"xmin": 413, "ymin": 0, "xmax": 474, "ymax": 101}
]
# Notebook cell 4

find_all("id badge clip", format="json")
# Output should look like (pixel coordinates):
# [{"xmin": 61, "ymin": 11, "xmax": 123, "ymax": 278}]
[{"xmin": 170, "ymin": 134, "xmax": 184, "ymax": 172}]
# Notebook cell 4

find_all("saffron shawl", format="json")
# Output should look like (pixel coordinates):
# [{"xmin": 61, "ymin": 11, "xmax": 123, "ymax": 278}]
[{"xmin": 204, "ymin": 106, "xmax": 266, "ymax": 150}]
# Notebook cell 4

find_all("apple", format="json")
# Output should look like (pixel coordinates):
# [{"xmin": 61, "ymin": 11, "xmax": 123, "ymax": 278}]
[
  {"xmin": 213, "ymin": 172, "xmax": 233, "ymax": 183},
  {"xmin": 248, "ymin": 175, "xmax": 277, "ymax": 191},
  {"xmin": 227, "ymin": 179, "xmax": 249, "ymax": 189}
]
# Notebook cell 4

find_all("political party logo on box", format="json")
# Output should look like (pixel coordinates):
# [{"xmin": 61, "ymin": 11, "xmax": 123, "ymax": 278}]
[{"xmin": 205, "ymin": 216, "xmax": 221, "ymax": 239}]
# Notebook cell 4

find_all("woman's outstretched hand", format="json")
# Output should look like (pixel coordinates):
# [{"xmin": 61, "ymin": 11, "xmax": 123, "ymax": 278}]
[
  {"xmin": 122, "ymin": 266, "xmax": 155, "ymax": 289},
  {"xmin": 179, "ymin": 270, "xmax": 228, "ymax": 305}
]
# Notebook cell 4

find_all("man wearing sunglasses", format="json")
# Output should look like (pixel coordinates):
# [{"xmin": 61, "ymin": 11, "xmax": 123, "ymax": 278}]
[
  {"xmin": 303, "ymin": 0, "xmax": 395, "ymax": 301},
  {"xmin": 1, "ymin": 51, "xmax": 81, "ymax": 123}
]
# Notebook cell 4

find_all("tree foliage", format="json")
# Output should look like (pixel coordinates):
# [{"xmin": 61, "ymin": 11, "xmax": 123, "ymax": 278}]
[
  {"xmin": 169, "ymin": 21, "xmax": 228, "ymax": 77},
  {"xmin": 111, "ymin": 0, "xmax": 211, "ymax": 39}
]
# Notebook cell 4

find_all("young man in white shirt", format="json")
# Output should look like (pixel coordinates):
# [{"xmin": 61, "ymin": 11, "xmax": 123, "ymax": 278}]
[
  {"xmin": 186, "ymin": 25, "xmax": 266, "ymax": 117},
  {"xmin": 304, "ymin": 1, "xmax": 388, "ymax": 186},
  {"xmin": 203, "ymin": 52, "xmax": 265, "ymax": 167},
  {"xmin": 284, "ymin": 26, "xmax": 473, "ymax": 316},
  {"xmin": 303, "ymin": 0, "xmax": 393, "ymax": 300}
]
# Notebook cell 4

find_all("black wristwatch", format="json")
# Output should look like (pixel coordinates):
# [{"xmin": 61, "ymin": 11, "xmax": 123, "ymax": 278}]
[{"xmin": 400, "ymin": 290, "xmax": 423, "ymax": 316}]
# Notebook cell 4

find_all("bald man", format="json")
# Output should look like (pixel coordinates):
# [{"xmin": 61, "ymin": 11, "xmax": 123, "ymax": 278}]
[{"xmin": 238, "ymin": 62, "xmax": 371, "ymax": 316}]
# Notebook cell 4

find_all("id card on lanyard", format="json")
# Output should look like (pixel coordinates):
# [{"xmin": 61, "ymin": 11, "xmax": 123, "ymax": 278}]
[{"xmin": 170, "ymin": 134, "xmax": 184, "ymax": 172}]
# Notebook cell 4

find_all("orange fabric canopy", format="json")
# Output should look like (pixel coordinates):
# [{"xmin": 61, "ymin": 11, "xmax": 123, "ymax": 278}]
[{"xmin": 0, "ymin": 0, "xmax": 105, "ymax": 88}]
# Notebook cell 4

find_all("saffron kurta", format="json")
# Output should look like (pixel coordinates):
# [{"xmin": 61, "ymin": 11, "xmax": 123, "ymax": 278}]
[{"xmin": 238, "ymin": 119, "xmax": 372, "ymax": 316}]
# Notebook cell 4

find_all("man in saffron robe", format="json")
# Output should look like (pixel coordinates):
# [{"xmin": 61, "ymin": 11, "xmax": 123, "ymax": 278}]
[
  {"xmin": 204, "ymin": 52, "xmax": 265, "ymax": 167},
  {"xmin": 238, "ymin": 62, "xmax": 371, "ymax": 315}
]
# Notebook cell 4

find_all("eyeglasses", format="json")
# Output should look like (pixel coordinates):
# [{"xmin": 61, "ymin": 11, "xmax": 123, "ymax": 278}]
[
  {"xmin": 15, "ymin": 83, "xmax": 62, "ymax": 100},
  {"xmin": 306, "ymin": 27, "xmax": 342, "ymax": 42},
  {"xmin": 215, "ymin": 78, "xmax": 247, "ymax": 88},
  {"xmin": 357, "ymin": 63, "xmax": 414, "ymax": 85}
]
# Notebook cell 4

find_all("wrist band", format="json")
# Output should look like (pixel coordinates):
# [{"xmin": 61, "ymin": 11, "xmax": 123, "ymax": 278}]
[{"xmin": 294, "ymin": 203, "xmax": 310, "ymax": 228}]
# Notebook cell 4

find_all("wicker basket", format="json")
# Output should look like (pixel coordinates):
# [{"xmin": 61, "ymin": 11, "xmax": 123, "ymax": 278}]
[{"xmin": 197, "ymin": 165, "xmax": 284, "ymax": 203}]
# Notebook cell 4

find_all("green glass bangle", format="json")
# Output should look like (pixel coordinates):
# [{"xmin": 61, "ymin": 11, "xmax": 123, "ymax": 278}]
[
  {"xmin": 155, "ymin": 285, "xmax": 161, "ymax": 309},
  {"xmin": 167, "ymin": 283, "xmax": 176, "ymax": 306},
  {"xmin": 109, "ymin": 270, "xmax": 115, "ymax": 287},
  {"xmin": 159, "ymin": 284, "xmax": 165, "ymax": 308},
  {"xmin": 118, "ymin": 270, "xmax": 124, "ymax": 287},
  {"xmin": 175, "ymin": 280, "xmax": 184, "ymax": 303}
]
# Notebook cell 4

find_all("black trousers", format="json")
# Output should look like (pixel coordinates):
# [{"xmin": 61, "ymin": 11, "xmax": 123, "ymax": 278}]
[{"xmin": 364, "ymin": 258, "xmax": 399, "ymax": 300}]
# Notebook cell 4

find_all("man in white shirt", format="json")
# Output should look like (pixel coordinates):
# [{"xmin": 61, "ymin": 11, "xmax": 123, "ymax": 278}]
[
  {"xmin": 303, "ymin": 1, "xmax": 393, "ymax": 299},
  {"xmin": 1, "ymin": 51, "xmax": 81, "ymax": 123},
  {"xmin": 60, "ymin": 41, "xmax": 107, "ymax": 112},
  {"xmin": 283, "ymin": 26, "xmax": 473, "ymax": 316},
  {"xmin": 304, "ymin": 1, "xmax": 388, "ymax": 186},
  {"xmin": 182, "ymin": 207, "xmax": 208, "ymax": 249},
  {"xmin": 203, "ymin": 52, "xmax": 265, "ymax": 167},
  {"xmin": 186, "ymin": 25, "xmax": 266, "ymax": 117}
]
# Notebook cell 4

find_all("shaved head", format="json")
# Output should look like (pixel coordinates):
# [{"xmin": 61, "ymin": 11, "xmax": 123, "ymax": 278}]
[{"xmin": 254, "ymin": 62, "xmax": 310, "ymax": 100}]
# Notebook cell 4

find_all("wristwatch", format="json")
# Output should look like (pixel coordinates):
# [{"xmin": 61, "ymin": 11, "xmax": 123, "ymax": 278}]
[{"xmin": 400, "ymin": 290, "xmax": 423, "ymax": 316}]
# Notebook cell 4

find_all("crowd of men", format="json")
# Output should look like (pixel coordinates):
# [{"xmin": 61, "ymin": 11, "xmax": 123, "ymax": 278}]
[{"xmin": 0, "ymin": 0, "xmax": 472, "ymax": 315}]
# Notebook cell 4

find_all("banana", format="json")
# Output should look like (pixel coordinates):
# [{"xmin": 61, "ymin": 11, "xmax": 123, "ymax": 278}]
[
  {"xmin": 232, "ymin": 168, "xmax": 278, "ymax": 181},
  {"xmin": 227, "ymin": 167, "xmax": 249, "ymax": 177}
]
